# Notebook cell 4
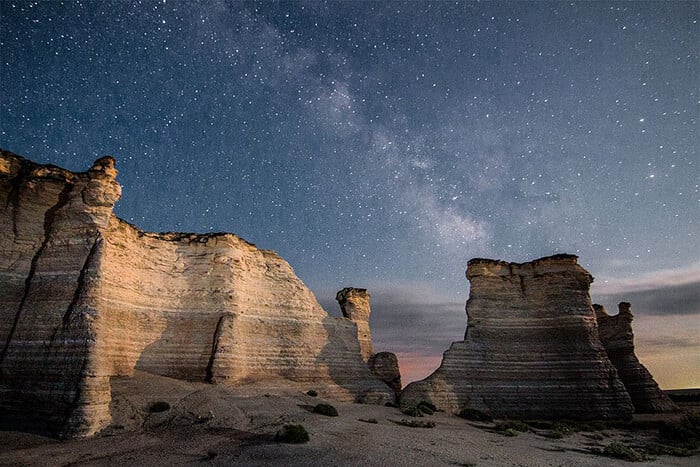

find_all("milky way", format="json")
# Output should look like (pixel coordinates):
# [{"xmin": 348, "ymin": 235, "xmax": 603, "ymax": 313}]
[{"xmin": 1, "ymin": 1, "xmax": 698, "ymax": 386}]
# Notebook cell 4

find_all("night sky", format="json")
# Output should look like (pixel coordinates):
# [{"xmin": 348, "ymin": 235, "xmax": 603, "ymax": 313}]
[{"xmin": 1, "ymin": 1, "xmax": 698, "ymax": 387}]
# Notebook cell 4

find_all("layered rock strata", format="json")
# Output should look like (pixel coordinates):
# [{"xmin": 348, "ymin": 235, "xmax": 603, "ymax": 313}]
[
  {"xmin": 335, "ymin": 288, "xmax": 373, "ymax": 362},
  {"xmin": 401, "ymin": 255, "xmax": 634, "ymax": 420},
  {"xmin": 0, "ymin": 150, "xmax": 393, "ymax": 438},
  {"xmin": 594, "ymin": 303, "xmax": 678, "ymax": 413}
]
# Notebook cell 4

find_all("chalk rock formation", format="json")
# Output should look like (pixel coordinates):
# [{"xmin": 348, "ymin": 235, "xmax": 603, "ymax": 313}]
[
  {"xmin": 336, "ymin": 288, "xmax": 373, "ymax": 361},
  {"xmin": 0, "ymin": 150, "xmax": 393, "ymax": 438},
  {"xmin": 401, "ymin": 255, "xmax": 633, "ymax": 420},
  {"xmin": 368, "ymin": 352, "xmax": 402, "ymax": 397},
  {"xmin": 594, "ymin": 303, "xmax": 678, "ymax": 413}
]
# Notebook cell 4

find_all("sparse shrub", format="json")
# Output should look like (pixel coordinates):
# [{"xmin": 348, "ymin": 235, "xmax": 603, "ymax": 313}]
[
  {"xmin": 148, "ymin": 401, "xmax": 170, "ymax": 413},
  {"xmin": 496, "ymin": 419, "xmax": 529, "ymax": 433},
  {"xmin": 498, "ymin": 427, "xmax": 518, "ymax": 437},
  {"xmin": 644, "ymin": 442, "xmax": 693, "ymax": 457},
  {"xmin": 401, "ymin": 406, "xmax": 423, "ymax": 417},
  {"xmin": 457, "ymin": 408, "xmax": 493, "ymax": 423},
  {"xmin": 395, "ymin": 419, "xmax": 435, "ymax": 428},
  {"xmin": 312, "ymin": 403, "xmax": 338, "ymax": 417},
  {"xmin": 417, "ymin": 401, "xmax": 436, "ymax": 415},
  {"xmin": 275, "ymin": 424, "xmax": 310, "ymax": 444},
  {"xmin": 306, "ymin": 390, "xmax": 318, "ymax": 397},
  {"xmin": 600, "ymin": 441, "xmax": 649, "ymax": 462}
]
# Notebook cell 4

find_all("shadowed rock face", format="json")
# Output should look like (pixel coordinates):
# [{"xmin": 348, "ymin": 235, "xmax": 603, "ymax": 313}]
[
  {"xmin": 0, "ymin": 150, "xmax": 393, "ymax": 438},
  {"xmin": 336, "ymin": 287, "xmax": 373, "ymax": 361},
  {"xmin": 368, "ymin": 352, "xmax": 402, "ymax": 397},
  {"xmin": 594, "ymin": 303, "xmax": 678, "ymax": 413},
  {"xmin": 401, "ymin": 254, "xmax": 634, "ymax": 420}
]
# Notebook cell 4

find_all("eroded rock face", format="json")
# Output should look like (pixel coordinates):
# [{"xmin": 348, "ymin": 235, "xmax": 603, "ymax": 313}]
[
  {"xmin": 0, "ymin": 150, "xmax": 393, "ymax": 438},
  {"xmin": 594, "ymin": 303, "xmax": 678, "ymax": 413},
  {"xmin": 400, "ymin": 254, "xmax": 634, "ymax": 420},
  {"xmin": 336, "ymin": 287, "xmax": 373, "ymax": 361},
  {"xmin": 368, "ymin": 352, "xmax": 402, "ymax": 397}
]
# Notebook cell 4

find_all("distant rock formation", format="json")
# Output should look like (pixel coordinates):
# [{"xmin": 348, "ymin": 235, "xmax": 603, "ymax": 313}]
[
  {"xmin": 368, "ymin": 352, "xmax": 402, "ymax": 397},
  {"xmin": 594, "ymin": 303, "xmax": 678, "ymax": 413},
  {"xmin": 0, "ymin": 150, "xmax": 393, "ymax": 438},
  {"xmin": 401, "ymin": 255, "xmax": 634, "ymax": 420},
  {"xmin": 336, "ymin": 287, "xmax": 373, "ymax": 361}
]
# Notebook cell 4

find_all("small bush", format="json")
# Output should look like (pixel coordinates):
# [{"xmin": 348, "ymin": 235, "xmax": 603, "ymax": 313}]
[
  {"xmin": 457, "ymin": 408, "xmax": 493, "ymax": 423},
  {"xmin": 148, "ymin": 401, "xmax": 170, "ymax": 413},
  {"xmin": 417, "ymin": 401, "xmax": 436, "ymax": 415},
  {"xmin": 396, "ymin": 419, "xmax": 435, "ymax": 428},
  {"xmin": 312, "ymin": 403, "xmax": 338, "ymax": 417},
  {"xmin": 496, "ymin": 420, "xmax": 529, "ymax": 433},
  {"xmin": 401, "ymin": 406, "xmax": 423, "ymax": 417},
  {"xmin": 275, "ymin": 424, "xmax": 310, "ymax": 444},
  {"xmin": 600, "ymin": 442, "xmax": 649, "ymax": 462},
  {"xmin": 644, "ymin": 442, "xmax": 693, "ymax": 457},
  {"xmin": 306, "ymin": 390, "xmax": 318, "ymax": 397}
]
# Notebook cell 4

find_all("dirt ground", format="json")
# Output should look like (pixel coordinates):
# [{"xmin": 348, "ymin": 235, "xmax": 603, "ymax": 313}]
[{"xmin": 1, "ymin": 372, "xmax": 697, "ymax": 466}]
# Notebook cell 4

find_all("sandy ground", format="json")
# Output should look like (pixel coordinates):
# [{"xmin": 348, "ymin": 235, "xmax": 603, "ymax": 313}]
[{"xmin": 0, "ymin": 372, "xmax": 697, "ymax": 467}]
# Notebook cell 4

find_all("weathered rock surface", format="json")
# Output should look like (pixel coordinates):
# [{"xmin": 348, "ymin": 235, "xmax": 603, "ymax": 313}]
[
  {"xmin": 335, "ymin": 287, "xmax": 373, "ymax": 362},
  {"xmin": 594, "ymin": 303, "xmax": 678, "ymax": 413},
  {"xmin": 0, "ymin": 150, "xmax": 393, "ymax": 438},
  {"xmin": 401, "ymin": 255, "xmax": 634, "ymax": 420},
  {"xmin": 368, "ymin": 352, "xmax": 402, "ymax": 397}
]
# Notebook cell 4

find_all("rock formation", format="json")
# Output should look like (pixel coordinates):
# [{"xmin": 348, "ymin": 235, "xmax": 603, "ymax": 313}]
[
  {"xmin": 368, "ymin": 352, "xmax": 402, "ymax": 397},
  {"xmin": 335, "ymin": 287, "xmax": 373, "ymax": 361},
  {"xmin": 401, "ymin": 255, "xmax": 634, "ymax": 420},
  {"xmin": 594, "ymin": 303, "xmax": 678, "ymax": 413},
  {"xmin": 0, "ymin": 150, "xmax": 393, "ymax": 438}
]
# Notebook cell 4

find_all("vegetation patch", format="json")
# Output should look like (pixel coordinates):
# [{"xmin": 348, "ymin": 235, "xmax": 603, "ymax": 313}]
[
  {"xmin": 417, "ymin": 401, "xmax": 437, "ymax": 415},
  {"xmin": 147, "ymin": 401, "xmax": 170, "ymax": 413},
  {"xmin": 306, "ymin": 390, "xmax": 318, "ymax": 397},
  {"xmin": 457, "ymin": 408, "xmax": 492, "ymax": 423},
  {"xmin": 312, "ymin": 403, "xmax": 339, "ymax": 417},
  {"xmin": 597, "ymin": 441, "xmax": 650, "ymax": 462},
  {"xmin": 400, "ymin": 406, "xmax": 423, "ymax": 417},
  {"xmin": 395, "ymin": 419, "xmax": 436, "ymax": 428},
  {"xmin": 495, "ymin": 419, "xmax": 529, "ymax": 434},
  {"xmin": 275, "ymin": 424, "xmax": 310, "ymax": 444}
]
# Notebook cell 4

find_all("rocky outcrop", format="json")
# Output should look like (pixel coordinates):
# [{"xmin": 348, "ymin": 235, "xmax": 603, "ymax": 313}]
[
  {"xmin": 368, "ymin": 352, "xmax": 402, "ymax": 397},
  {"xmin": 0, "ymin": 150, "xmax": 393, "ymax": 438},
  {"xmin": 401, "ymin": 255, "xmax": 634, "ymax": 420},
  {"xmin": 336, "ymin": 288, "xmax": 373, "ymax": 362},
  {"xmin": 594, "ymin": 303, "xmax": 678, "ymax": 413}
]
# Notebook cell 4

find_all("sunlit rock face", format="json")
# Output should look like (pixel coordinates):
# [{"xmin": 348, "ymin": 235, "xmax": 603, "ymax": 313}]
[
  {"xmin": 336, "ymin": 287, "xmax": 373, "ymax": 361},
  {"xmin": 0, "ymin": 150, "xmax": 393, "ymax": 439},
  {"xmin": 401, "ymin": 254, "xmax": 634, "ymax": 420},
  {"xmin": 594, "ymin": 303, "xmax": 678, "ymax": 413}
]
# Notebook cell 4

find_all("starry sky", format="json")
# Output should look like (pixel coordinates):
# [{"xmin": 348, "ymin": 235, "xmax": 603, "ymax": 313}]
[{"xmin": 1, "ymin": 1, "xmax": 698, "ymax": 388}]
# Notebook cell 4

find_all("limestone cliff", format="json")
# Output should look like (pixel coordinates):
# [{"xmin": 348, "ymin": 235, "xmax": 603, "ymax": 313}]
[
  {"xmin": 368, "ymin": 352, "xmax": 402, "ymax": 397},
  {"xmin": 335, "ymin": 287, "xmax": 373, "ymax": 361},
  {"xmin": 0, "ymin": 150, "xmax": 393, "ymax": 438},
  {"xmin": 401, "ymin": 255, "xmax": 634, "ymax": 420},
  {"xmin": 594, "ymin": 303, "xmax": 678, "ymax": 413}
]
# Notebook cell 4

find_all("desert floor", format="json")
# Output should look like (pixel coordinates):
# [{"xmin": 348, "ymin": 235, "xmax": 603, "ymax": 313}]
[{"xmin": 1, "ymin": 372, "xmax": 697, "ymax": 467}]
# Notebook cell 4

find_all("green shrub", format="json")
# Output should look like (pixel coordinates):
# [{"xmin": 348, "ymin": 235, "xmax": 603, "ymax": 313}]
[
  {"xmin": 275, "ymin": 424, "xmax": 310, "ymax": 444},
  {"xmin": 148, "ymin": 401, "xmax": 170, "ymax": 413},
  {"xmin": 496, "ymin": 420, "xmax": 529, "ymax": 433},
  {"xmin": 457, "ymin": 408, "xmax": 493, "ymax": 422},
  {"xmin": 600, "ymin": 442, "xmax": 649, "ymax": 462},
  {"xmin": 417, "ymin": 401, "xmax": 436, "ymax": 415},
  {"xmin": 395, "ymin": 419, "xmax": 435, "ymax": 428},
  {"xmin": 312, "ymin": 403, "xmax": 338, "ymax": 417},
  {"xmin": 401, "ymin": 406, "xmax": 423, "ymax": 417}
]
